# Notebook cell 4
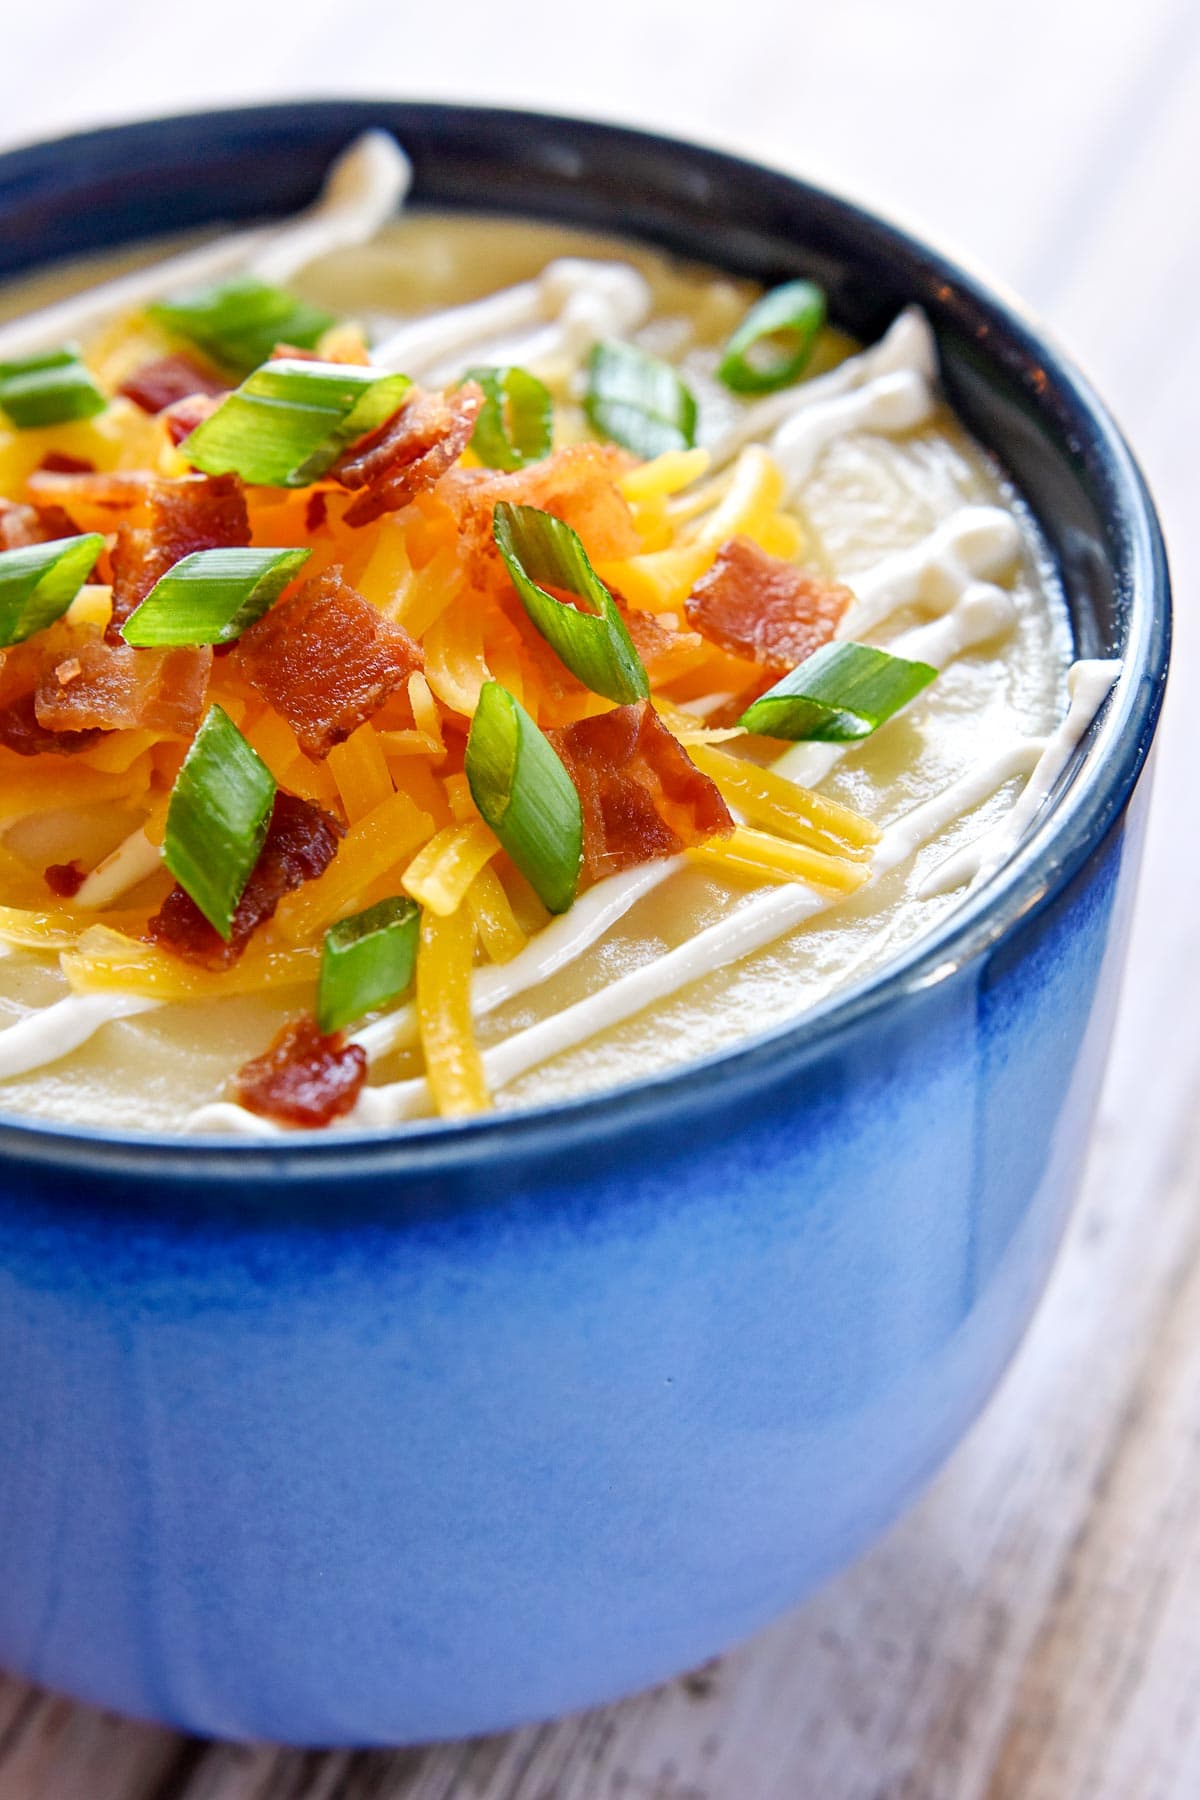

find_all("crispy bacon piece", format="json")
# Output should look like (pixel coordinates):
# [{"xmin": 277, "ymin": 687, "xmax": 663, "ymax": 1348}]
[
  {"xmin": 107, "ymin": 472, "xmax": 249, "ymax": 641},
  {"xmin": 25, "ymin": 470, "xmax": 154, "ymax": 537},
  {"xmin": 0, "ymin": 496, "xmax": 80, "ymax": 550},
  {"xmin": 163, "ymin": 393, "xmax": 222, "ymax": 446},
  {"xmin": 147, "ymin": 792, "xmax": 342, "ymax": 970},
  {"xmin": 34, "ymin": 638, "xmax": 212, "ymax": 737},
  {"xmin": 236, "ymin": 566, "xmax": 423, "ymax": 758},
  {"xmin": 0, "ymin": 691, "xmax": 100, "ymax": 757},
  {"xmin": 621, "ymin": 605, "xmax": 708, "ymax": 684},
  {"xmin": 119, "ymin": 353, "xmax": 227, "ymax": 416},
  {"xmin": 45, "ymin": 860, "xmax": 87, "ymax": 898},
  {"xmin": 685, "ymin": 537, "xmax": 853, "ymax": 680},
  {"xmin": 38, "ymin": 451, "xmax": 96, "ymax": 475},
  {"xmin": 334, "ymin": 382, "xmax": 484, "ymax": 528},
  {"xmin": 440, "ymin": 442, "xmax": 640, "ymax": 565},
  {"xmin": 549, "ymin": 700, "xmax": 733, "ymax": 886},
  {"xmin": 235, "ymin": 1016, "xmax": 367, "ymax": 1128}
]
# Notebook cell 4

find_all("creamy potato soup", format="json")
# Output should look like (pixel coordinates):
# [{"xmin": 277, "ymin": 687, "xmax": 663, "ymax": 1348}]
[{"xmin": 0, "ymin": 134, "xmax": 1112, "ymax": 1135}]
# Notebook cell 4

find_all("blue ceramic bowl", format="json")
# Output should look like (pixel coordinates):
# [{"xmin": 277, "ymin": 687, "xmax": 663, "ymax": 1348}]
[{"xmin": 0, "ymin": 103, "xmax": 1170, "ymax": 1745}]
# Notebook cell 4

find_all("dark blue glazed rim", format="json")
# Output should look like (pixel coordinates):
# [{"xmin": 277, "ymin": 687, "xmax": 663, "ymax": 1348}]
[{"xmin": 0, "ymin": 102, "xmax": 1172, "ymax": 1179}]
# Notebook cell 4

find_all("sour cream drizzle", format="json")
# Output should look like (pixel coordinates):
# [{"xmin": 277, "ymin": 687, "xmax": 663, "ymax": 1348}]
[
  {"xmin": 0, "ymin": 133, "xmax": 411, "ymax": 363},
  {"xmin": 918, "ymin": 660, "xmax": 1121, "ymax": 896},
  {"xmin": 707, "ymin": 307, "xmax": 938, "ymax": 467},
  {"xmin": 370, "ymin": 258, "xmax": 652, "ymax": 385},
  {"xmin": 0, "ymin": 991, "xmax": 157, "ymax": 1080}
]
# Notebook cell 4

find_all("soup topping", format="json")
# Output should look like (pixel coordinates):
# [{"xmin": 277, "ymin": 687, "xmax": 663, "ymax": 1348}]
[{"xmin": 0, "ymin": 134, "xmax": 1120, "ymax": 1135}]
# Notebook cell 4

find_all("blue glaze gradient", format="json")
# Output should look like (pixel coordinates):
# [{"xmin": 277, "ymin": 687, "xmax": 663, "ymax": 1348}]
[{"xmin": 0, "ymin": 105, "xmax": 1171, "ymax": 1745}]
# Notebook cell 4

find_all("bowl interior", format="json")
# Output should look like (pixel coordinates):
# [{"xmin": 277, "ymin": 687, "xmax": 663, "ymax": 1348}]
[{"xmin": 0, "ymin": 100, "xmax": 1171, "ymax": 1165}]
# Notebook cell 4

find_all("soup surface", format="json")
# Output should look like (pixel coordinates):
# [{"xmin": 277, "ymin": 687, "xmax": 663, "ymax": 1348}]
[{"xmin": 0, "ymin": 142, "xmax": 1109, "ymax": 1136}]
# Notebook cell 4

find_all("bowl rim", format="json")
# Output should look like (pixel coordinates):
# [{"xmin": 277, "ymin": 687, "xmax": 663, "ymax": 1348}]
[{"xmin": 0, "ymin": 99, "xmax": 1172, "ymax": 1182}]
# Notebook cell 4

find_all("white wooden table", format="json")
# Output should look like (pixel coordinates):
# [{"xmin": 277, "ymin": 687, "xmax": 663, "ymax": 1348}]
[{"xmin": 1, "ymin": 3, "xmax": 1197, "ymax": 1793}]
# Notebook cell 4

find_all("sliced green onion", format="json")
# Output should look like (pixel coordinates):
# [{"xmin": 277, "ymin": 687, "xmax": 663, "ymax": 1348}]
[
  {"xmin": 737, "ymin": 642, "xmax": 937, "ymax": 740},
  {"xmin": 163, "ymin": 705, "xmax": 276, "ymax": 939},
  {"xmin": 493, "ymin": 502, "xmax": 648, "ymax": 705},
  {"xmin": 465, "ymin": 681, "xmax": 582, "ymax": 915},
  {"xmin": 317, "ymin": 895, "xmax": 420, "ymax": 1034},
  {"xmin": 0, "ymin": 534, "xmax": 105, "ymax": 647},
  {"xmin": 121, "ymin": 546, "xmax": 311, "ymax": 647},
  {"xmin": 464, "ymin": 364, "xmax": 553, "ymax": 470},
  {"xmin": 149, "ymin": 276, "xmax": 337, "ymax": 378},
  {"xmin": 584, "ymin": 340, "xmax": 697, "ymax": 459},
  {"xmin": 0, "ymin": 345, "xmax": 107, "ymax": 428},
  {"xmin": 717, "ymin": 280, "xmax": 827, "ymax": 395},
  {"xmin": 184, "ymin": 357, "xmax": 412, "ymax": 488}
]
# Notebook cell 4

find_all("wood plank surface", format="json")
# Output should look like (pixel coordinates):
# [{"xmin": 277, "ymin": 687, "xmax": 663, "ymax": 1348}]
[{"xmin": 1, "ymin": 2, "xmax": 1197, "ymax": 1793}]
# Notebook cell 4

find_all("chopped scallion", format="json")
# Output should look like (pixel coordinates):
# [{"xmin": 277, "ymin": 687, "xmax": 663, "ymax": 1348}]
[
  {"xmin": 465, "ymin": 682, "xmax": 582, "ymax": 915},
  {"xmin": 0, "ymin": 534, "xmax": 105, "ymax": 647},
  {"xmin": 464, "ymin": 364, "xmax": 553, "ymax": 470},
  {"xmin": 149, "ymin": 276, "xmax": 337, "ymax": 377},
  {"xmin": 717, "ymin": 280, "xmax": 827, "ymax": 394},
  {"xmin": 317, "ymin": 895, "xmax": 420, "ymax": 1034},
  {"xmin": 584, "ymin": 340, "xmax": 697, "ymax": 458},
  {"xmin": 493, "ymin": 502, "xmax": 648, "ymax": 705},
  {"xmin": 184, "ymin": 357, "xmax": 411, "ymax": 488},
  {"xmin": 121, "ymin": 546, "xmax": 311, "ymax": 647},
  {"xmin": 737, "ymin": 642, "xmax": 937, "ymax": 740},
  {"xmin": 0, "ymin": 345, "xmax": 107, "ymax": 428},
  {"xmin": 163, "ymin": 705, "xmax": 277, "ymax": 938}
]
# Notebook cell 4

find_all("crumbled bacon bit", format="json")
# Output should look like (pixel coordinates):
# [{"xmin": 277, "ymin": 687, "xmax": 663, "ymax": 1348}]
[
  {"xmin": 621, "ymin": 605, "xmax": 708, "ymax": 683},
  {"xmin": 38, "ymin": 450, "xmax": 96, "ymax": 475},
  {"xmin": 27, "ymin": 470, "xmax": 152, "ymax": 510},
  {"xmin": 236, "ymin": 566, "xmax": 423, "ymax": 758},
  {"xmin": 118, "ymin": 353, "xmax": 227, "ymax": 416},
  {"xmin": 163, "ymin": 393, "xmax": 221, "ymax": 446},
  {"xmin": 107, "ymin": 472, "xmax": 249, "ymax": 641},
  {"xmin": 549, "ymin": 701, "xmax": 734, "ymax": 886},
  {"xmin": 146, "ymin": 792, "xmax": 342, "ymax": 969},
  {"xmin": 44, "ymin": 860, "xmax": 87, "ymax": 898},
  {"xmin": 685, "ymin": 537, "xmax": 853, "ymax": 679},
  {"xmin": 334, "ymin": 383, "xmax": 484, "ymax": 528},
  {"xmin": 35, "ymin": 639, "xmax": 212, "ymax": 737},
  {"xmin": 305, "ymin": 490, "xmax": 328, "ymax": 533},
  {"xmin": 0, "ymin": 496, "xmax": 80, "ymax": 550},
  {"xmin": 235, "ymin": 1016, "xmax": 367, "ymax": 1128},
  {"xmin": 440, "ymin": 442, "xmax": 640, "ymax": 565},
  {"xmin": 0, "ymin": 691, "xmax": 100, "ymax": 758}
]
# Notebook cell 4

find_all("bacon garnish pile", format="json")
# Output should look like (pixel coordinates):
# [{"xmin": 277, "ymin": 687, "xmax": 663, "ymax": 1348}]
[
  {"xmin": 685, "ymin": 536, "xmax": 852, "ymax": 686},
  {"xmin": 235, "ymin": 1016, "xmax": 367, "ymax": 1127},
  {"xmin": 236, "ymin": 567, "xmax": 424, "ymax": 757},
  {"xmin": 147, "ymin": 792, "xmax": 342, "ymax": 969},
  {"xmin": 550, "ymin": 701, "xmax": 734, "ymax": 886},
  {"xmin": 333, "ymin": 382, "xmax": 484, "ymax": 527}
]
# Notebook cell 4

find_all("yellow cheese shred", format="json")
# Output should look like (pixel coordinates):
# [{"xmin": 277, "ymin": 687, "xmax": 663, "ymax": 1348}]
[
  {"xmin": 403, "ymin": 820, "xmax": 499, "ymax": 917},
  {"xmin": 686, "ymin": 743, "xmax": 880, "ymax": 856},
  {"xmin": 273, "ymin": 791, "xmax": 434, "ymax": 943},
  {"xmin": 61, "ymin": 926, "xmax": 320, "ymax": 1000},
  {"xmin": 688, "ymin": 825, "xmax": 871, "ymax": 896},
  {"xmin": 326, "ymin": 723, "xmax": 395, "ymax": 823},
  {"xmin": 465, "ymin": 864, "xmax": 527, "ymax": 963},
  {"xmin": 416, "ymin": 906, "xmax": 490, "ymax": 1117}
]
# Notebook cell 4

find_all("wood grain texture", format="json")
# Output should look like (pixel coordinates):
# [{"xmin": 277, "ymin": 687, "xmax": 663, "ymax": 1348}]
[{"xmin": 1, "ymin": 1, "xmax": 1197, "ymax": 1793}]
